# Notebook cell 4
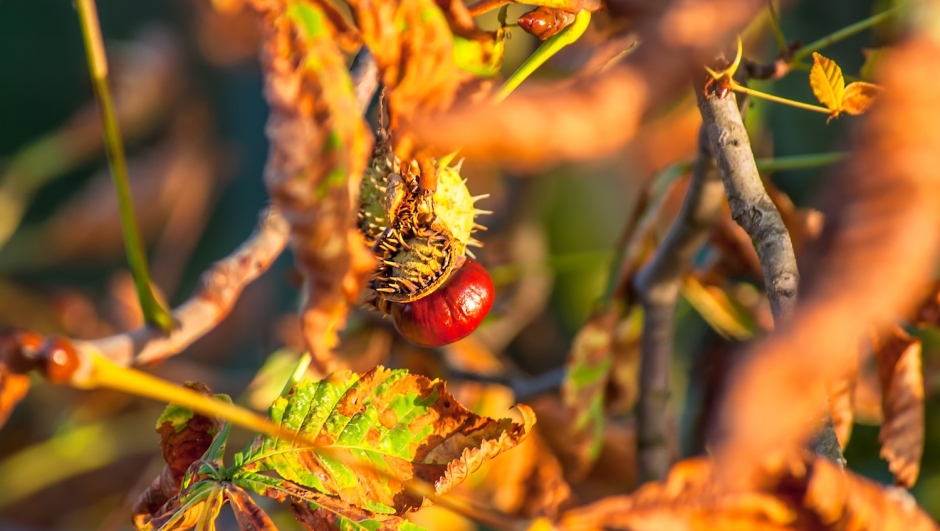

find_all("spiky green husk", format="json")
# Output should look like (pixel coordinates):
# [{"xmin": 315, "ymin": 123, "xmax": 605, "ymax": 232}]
[{"xmin": 358, "ymin": 145, "xmax": 481, "ymax": 310}]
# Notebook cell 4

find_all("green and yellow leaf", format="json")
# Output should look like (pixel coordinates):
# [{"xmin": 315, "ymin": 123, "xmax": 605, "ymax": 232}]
[{"xmin": 237, "ymin": 366, "xmax": 535, "ymax": 514}]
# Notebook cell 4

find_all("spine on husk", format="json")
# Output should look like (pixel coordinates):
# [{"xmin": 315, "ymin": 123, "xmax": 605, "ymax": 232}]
[{"xmin": 357, "ymin": 139, "xmax": 486, "ymax": 313}]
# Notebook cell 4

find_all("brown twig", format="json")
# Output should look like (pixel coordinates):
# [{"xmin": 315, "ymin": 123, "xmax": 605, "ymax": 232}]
[
  {"xmin": 698, "ymin": 84, "xmax": 844, "ymax": 466},
  {"xmin": 81, "ymin": 205, "xmax": 290, "ymax": 367},
  {"xmin": 632, "ymin": 125, "xmax": 724, "ymax": 482},
  {"xmin": 56, "ymin": 55, "xmax": 382, "ymax": 381},
  {"xmin": 697, "ymin": 91, "xmax": 798, "ymax": 322}
]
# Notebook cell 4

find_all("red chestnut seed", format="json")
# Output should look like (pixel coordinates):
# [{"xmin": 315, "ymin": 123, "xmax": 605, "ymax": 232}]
[{"xmin": 390, "ymin": 258, "xmax": 494, "ymax": 347}]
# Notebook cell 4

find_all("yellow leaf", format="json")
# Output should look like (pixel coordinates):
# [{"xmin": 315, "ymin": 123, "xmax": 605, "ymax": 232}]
[
  {"xmin": 809, "ymin": 52, "xmax": 845, "ymax": 114},
  {"xmin": 842, "ymin": 82, "xmax": 883, "ymax": 115}
]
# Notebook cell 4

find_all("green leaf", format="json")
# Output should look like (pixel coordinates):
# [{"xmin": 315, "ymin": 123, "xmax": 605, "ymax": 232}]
[{"xmin": 236, "ymin": 367, "xmax": 534, "ymax": 514}]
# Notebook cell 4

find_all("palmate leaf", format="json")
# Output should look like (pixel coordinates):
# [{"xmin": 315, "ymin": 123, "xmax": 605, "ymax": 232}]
[{"xmin": 236, "ymin": 366, "xmax": 535, "ymax": 515}]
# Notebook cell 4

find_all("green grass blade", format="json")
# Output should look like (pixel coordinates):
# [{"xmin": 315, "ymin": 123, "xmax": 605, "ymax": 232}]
[
  {"xmin": 75, "ymin": 0, "xmax": 173, "ymax": 332},
  {"xmin": 493, "ymin": 9, "xmax": 592, "ymax": 102}
]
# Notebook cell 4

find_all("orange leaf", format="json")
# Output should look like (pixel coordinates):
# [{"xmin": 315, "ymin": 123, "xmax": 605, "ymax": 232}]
[
  {"xmin": 809, "ymin": 52, "xmax": 845, "ymax": 114},
  {"xmin": 872, "ymin": 326, "xmax": 924, "ymax": 488},
  {"xmin": 842, "ymin": 82, "xmax": 883, "ymax": 115}
]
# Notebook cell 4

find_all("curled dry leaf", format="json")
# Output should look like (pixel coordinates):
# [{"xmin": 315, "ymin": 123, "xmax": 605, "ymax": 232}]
[
  {"xmin": 557, "ymin": 458, "xmax": 795, "ymax": 531},
  {"xmin": 871, "ymin": 325, "xmax": 924, "ymax": 488},
  {"xmin": 557, "ymin": 456, "xmax": 939, "ymax": 531},
  {"xmin": 248, "ymin": 0, "xmax": 375, "ymax": 370},
  {"xmin": 347, "ymin": 0, "xmax": 490, "ymax": 139},
  {"xmin": 237, "ymin": 366, "xmax": 535, "ymax": 514},
  {"xmin": 289, "ymin": 492, "xmax": 424, "ymax": 531},
  {"xmin": 470, "ymin": 427, "xmax": 572, "ymax": 519},
  {"xmin": 228, "ymin": 486, "xmax": 279, "ymax": 531},
  {"xmin": 803, "ymin": 458, "xmax": 937, "ymax": 531},
  {"xmin": 133, "ymin": 382, "xmax": 226, "ymax": 529}
]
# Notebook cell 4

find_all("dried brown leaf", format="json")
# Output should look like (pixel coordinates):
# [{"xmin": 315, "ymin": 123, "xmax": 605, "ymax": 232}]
[
  {"xmin": 349, "ymin": 0, "xmax": 468, "ymax": 133},
  {"xmin": 872, "ymin": 326, "xmax": 924, "ymax": 487},
  {"xmin": 249, "ymin": 0, "xmax": 374, "ymax": 370},
  {"xmin": 406, "ymin": 0, "xmax": 766, "ymax": 166},
  {"xmin": 227, "ymin": 486, "xmax": 279, "ymax": 531},
  {"xmin": 557, "ymin": 458, "xmax": 795, "ymax": 531},
  {"xmin": 471, "ymin": 428, "xmax": 572, "ymax": 519},
  {"xmin": 558, "ymin": 457, "xmax": 938, "ymax": 531},
  {"xmin": 803, "ymin": 458, "xmax": 936, "ymax": 531},
  {"xmin": 133, "ymin": 382, "xmax": 223, "ymax": 528},
  {"xmin": 290, "ymin": 493, "xmax": 415, "ymax": 531}
]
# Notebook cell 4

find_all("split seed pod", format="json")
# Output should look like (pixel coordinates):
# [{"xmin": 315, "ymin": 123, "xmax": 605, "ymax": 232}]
[{"xmin": 358, "ymin": 141, "xmax": 493, "ymax": 347}]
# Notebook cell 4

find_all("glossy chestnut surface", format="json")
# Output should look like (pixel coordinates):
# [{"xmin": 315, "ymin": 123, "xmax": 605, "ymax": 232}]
[
  {"xmin": 390, "ymin": 258, "xmax": 494, "ymax": 347},
  {"xmin": 517, "ymin": 7, "xmax": 576, "ymax": 40}
]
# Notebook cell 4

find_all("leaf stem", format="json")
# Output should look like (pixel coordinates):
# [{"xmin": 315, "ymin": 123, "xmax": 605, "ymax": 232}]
[
  {"xmin": 494, "ymin": 10, "xmax": 592, "ymax": 102},
  {"xmin": 731, "ymin": 83, "xmax": 832, "ymax": 114},
  {"xmin": 281, "ymin": 352, "xmax": 312, "ymax": 397},
  {"xmin": 767, "ymin": 1, "xmax": 788, "ymax": 53},
  {"xmin": 756, "ymin": 151, "xmax": 847, "ymax": 172},
  {"xmin": 76, "ymin": 0, "xmax": 174, "ymax": 332},
  {"xmin": 790, "ymin": 6, "xmax": 899, "ymax": 64}
]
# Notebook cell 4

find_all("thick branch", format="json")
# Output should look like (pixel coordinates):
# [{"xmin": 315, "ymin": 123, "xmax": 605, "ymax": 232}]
[
  {"xmin": 697, "ymin": 89, "xmax": 842, "ymax": 465},
  {"xmin": 632, "ymin": 125, "xmax": 724, "ymax": 482}
]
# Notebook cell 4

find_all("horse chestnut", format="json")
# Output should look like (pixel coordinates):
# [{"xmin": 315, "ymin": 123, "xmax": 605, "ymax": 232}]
[{"xmin": 390, "ymin": 258, "xmax": 494, "ymax": 347}]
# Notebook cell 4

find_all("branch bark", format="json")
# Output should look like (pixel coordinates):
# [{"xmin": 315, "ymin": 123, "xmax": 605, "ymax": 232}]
[
  {"xmin": 715, "ymin": 33, "xmax": 940, "ymax": 489},
  {"xmin": 632, "ymin": 126, "xmax": 724, "ymax": 482},
  {"xmin": 697, "ymin": 88, "xmax": 843, "ymax": 465}
]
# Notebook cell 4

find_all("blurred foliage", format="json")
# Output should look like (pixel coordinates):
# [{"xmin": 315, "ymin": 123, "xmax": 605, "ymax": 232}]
[{"xmin": 2, "ymin": 0, "xmax": 939, "ymax": 529}]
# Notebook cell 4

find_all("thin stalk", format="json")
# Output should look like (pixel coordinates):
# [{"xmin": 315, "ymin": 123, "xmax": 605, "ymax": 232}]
[
  {"xmin": 731, "ymin": 83, "xmax": 832, "ymax": 114},
  {"xmin": 76, "ymin": 0, "xmax": 173, "ymax": 332},
  {"xmin": 790, "ymin": 6, "xmax": 899, "ymax": 64},
  {"xmin": 494, "ymin": 10, "xmax": 592, "ymax": 102},
  {"xmin": 280, "ymin": 352, "xmax": 312, "ymax": 397},
  {"xmin": 756, "ymin": 152, "xmax": 847, "ymax": 172},
  {"xmin": 767, "ymin": 1, "xmax": 788, "ymax": 53}
]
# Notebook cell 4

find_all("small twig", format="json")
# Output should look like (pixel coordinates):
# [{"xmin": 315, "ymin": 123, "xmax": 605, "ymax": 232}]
[
  {"xmin": 789, "ymin": 6, "xmax": 899, "ymax": 65},
  {"xmin": 698, "ymin": 86, "xmax": 844, "ymax": 464},
  {"xmin": 632, "ymin": 124, "xmax": 725, "ymax": 482},
  {"xmin": 767, "ymin": 0, "xmax": 788, "ymax": 54},
  {"xmin": 699, "ymin": 91, "xmax": 798, "ymax": 320},
  {"xmin": 78, "ymin": 205, "xmax": 290, "ymax": 369},
  {"xmin": 76, "ymin": 0, "xmax": 174, "ymax": 332}
]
